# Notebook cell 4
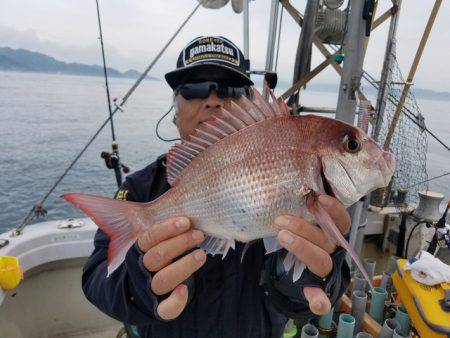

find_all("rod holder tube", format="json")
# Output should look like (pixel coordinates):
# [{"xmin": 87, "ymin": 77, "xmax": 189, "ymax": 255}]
[
  {"xmin": 336, "ymin": 314, "xmax": 355, "ymax": 338},
  {"xmin": 378, "ymin": 318, "xmax": 399, "ymax": 338},
  {"xmin": 369, "ymin": 287, "xmax": 387, "ymax": 324},
  {"xmin": 380, "ymin": 271, "xmax": 392, "ymax": 292},
  {"xmin": 318, "ymin": 307, "xmax": 334, "ymax": 330},
  {"xmin": 351, "ymin": 290, "xmax": 368, "ymax": 333},
  {"xmin": 353, "ymin": 272, "xmax": 367, "ymax": 293},
  {"xmin": 392, "ymin": 327, "xmax": 409, "ymax": 338},
  {"xmin": 356, "ymin": 333, "xmax": 373, "ymax": 338},
  {"xmin": 301, "ymin": 323, "xmax": 319, "ymax": 338},
  {"xmin": 363, "ymin": 258, "xmax": 376, "ymax": 291},
  {"xmin": 394, "ymin": 306, "xmax": 411, "ymax": 336}
]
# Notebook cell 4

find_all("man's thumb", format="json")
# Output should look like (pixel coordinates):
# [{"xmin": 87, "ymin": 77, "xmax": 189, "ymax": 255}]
[
  {"xmin": 303, "ymin": 286, "xmax": 331, "ymax": 315},
  {"xmin": 157, "ymin": 284, "xmax": 189, "ymax": 320}
]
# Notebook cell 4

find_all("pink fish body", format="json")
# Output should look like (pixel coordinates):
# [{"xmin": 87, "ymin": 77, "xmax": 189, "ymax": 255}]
[{"xmin": 63, "ymin": 89, "xmax": 395, "ymax": 288}]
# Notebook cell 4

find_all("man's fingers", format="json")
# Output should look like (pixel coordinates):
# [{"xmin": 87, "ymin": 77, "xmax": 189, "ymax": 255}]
[
  {"xmin": 278, "ymin": 230, "xmax": 333, "ymax": 278},
  {"xmin": 274, "ymin": 215, "xmax": 336, "ymax": 254},
  {"xmin": 144, "ymin": 230, "xmax": 204, "ymax": 272},
  {"xmin": 137, "ymin": 217, "xmax": 191, "ymax": 252},
  {"xmin": 156, "ymin": 284, "xmax": 189, "ymax": 320},
  {"xmin": 303, "ymin": 286, "xmax": 331, "ymax": 315},
  {"xmin": 151, "ymin": 249, "xmax": 206, "ymax": 295},
  {"xmin": 318, "ymin": 195, "xmax": 351, "ymax": 234}
]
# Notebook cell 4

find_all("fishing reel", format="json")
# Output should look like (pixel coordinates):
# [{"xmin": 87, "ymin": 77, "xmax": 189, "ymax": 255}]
[
  {"xmin": 247, "ymin": 70, "xmax": 278, "ymax": 90},
  {"xmin": 100, "ymin": 141, "xmax": 129, "ymax": 174},
  {"xmin": 427, "ymin": 200, "xmax": 450, "ymax": 253}
]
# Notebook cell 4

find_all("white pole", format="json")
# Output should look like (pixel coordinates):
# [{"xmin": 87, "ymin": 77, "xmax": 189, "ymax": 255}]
[
  {"xmin": 243, "ymin": 0, "xmax": 250, "ymax": 59},
  {"xmin": 265, "ymin": 0, "xmax": 279, "ymax": 72}
]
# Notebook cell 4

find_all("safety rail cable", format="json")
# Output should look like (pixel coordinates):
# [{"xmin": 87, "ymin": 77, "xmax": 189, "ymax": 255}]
[
  {"xmin": 404, "ymin": 172, "xmax": 450, "ymax": 189},
  {"xmin": 327, "ymin": 43, "xmax": 450, "ymax": 152},
  {"xmin": 362, "ymin": 69, "xmax": 449, "ymax": 152},
  {"xmin": 13, "ymin": 1, "xmax": 203, "ymax": 235}
]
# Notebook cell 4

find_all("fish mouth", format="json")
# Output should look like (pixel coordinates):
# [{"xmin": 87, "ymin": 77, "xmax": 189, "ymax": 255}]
[{"xmin": 320, "ymin": 167, "xmax": 336, "ymax": 198}]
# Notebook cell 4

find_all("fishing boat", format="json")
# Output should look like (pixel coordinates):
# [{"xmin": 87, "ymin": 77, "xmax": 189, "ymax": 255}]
[{"xmin": 1, "ymin": 1, "xmax": 449, "ymax": 337}]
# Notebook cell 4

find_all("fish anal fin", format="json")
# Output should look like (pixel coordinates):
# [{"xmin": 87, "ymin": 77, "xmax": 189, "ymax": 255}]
[
  {"xmin": 200, "ymin": 235, "xmax": 235, "ymax": 259},
  {"xmin": 263, "ymin": 236, "xmax": 283, "ymax": 254}
]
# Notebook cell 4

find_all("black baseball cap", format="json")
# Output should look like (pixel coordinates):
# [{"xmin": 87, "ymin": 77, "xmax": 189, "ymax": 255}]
[{"xmin": 165, "ymin": 36, "xmax": 253, "ymax": 89}]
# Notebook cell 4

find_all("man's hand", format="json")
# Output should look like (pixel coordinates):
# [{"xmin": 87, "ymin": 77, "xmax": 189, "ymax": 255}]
[
  {"xmin": 137, "ymin": 217, "xmax": 206, "ymax": 320},
  {"xmin": 274, "ymin": 195, "xmax": 351, "ymax": 315}
]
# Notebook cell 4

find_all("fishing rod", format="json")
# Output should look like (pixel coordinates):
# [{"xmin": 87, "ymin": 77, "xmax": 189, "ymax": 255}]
[
  {"xmin": 13, "ymin": 1, "xmax": 203, "ymax": 235},
  {"xmin": 95, "ymin": 0, "xmax": 126, "ymax": 188}
]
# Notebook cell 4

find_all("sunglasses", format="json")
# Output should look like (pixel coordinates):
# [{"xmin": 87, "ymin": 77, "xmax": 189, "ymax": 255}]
[{"xmin": 175, "ymin": 81, "xmax": 247, "ymax": 100}]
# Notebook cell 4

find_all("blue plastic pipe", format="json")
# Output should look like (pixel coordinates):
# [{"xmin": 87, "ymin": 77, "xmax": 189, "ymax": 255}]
[
  {"xmin": 301, "ymin": 323, "xmax": 319, "ymax": 338},
  {"xmin": 351, "ymin": 290, "xmax": 368, "ymax": 333},
  {"xmin": 378, "ymin": 318, "xmax": 398, "ymax": 338},
  {"xmin": 336, "ymin": 314, "xmax": 355, "ymax": 338},
  {"xmin": 369, "ymin": 287, "xmax": 387, "ymax": 324},
  {"xmin": 353, "ymin": 272, "xmax": 367, "ymax": 293},
  {"xmin": 318, "ymin": 307, "xmax": 334, "ymax": 330},
  {"xmin": 394, "ymin": 306, "xmax": 411, "ymax": 336},
  {"xmin": 356, "ymin": 332, "xmax": 373, "ymax": 338}
]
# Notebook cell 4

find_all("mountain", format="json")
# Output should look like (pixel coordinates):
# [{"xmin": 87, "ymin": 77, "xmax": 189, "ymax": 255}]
[
  {"xmin": 275, "ymin": 80, "xmax": 450, "ymax": 102},
  {"xmin": 0, "ymin": 47, "xmax": 159, "ymax": 80}
]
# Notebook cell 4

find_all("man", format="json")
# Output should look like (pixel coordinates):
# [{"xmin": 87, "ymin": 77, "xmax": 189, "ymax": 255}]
[{"xmin": 82, "ymin": 36, "xmax": 350, "ymax": 338}]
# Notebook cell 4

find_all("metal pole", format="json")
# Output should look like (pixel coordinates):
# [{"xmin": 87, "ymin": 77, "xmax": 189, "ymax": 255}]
[
  {"xmin": 280, "ymin": 56, "xmax": 332, "ymax": 100},
  {"xmin": 289, "ymin": 0, "xmax": 320, "ymax": 106},
  {"xmin": 265, "ymin": 0, "xmax": 279, "ymax": 72},
  {"xmin": 243, "ymin": 0, "xmax": 249, "ymax": 59},
  {"xmin": 281, "ymin": 1, "xmax": 392, "ymax": 105},
  {"xmin": 383, "ymin": 0, "xmax": 442, "ymax": 150},
  {"xmin": 373, "ymin": 1, "xmax": 401, "ymax": 142},
  {"xmin": 335, "ymin": 0, "xmax": 367, "ymax": 124}
]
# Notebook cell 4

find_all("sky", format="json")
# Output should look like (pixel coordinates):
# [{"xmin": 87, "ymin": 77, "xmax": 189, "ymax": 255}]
[{"xmin": 1, "ymin": 0, "xmax": 450, "ymax": 92}]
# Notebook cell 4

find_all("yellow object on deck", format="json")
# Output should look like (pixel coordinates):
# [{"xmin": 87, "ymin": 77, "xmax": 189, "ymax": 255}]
[
  {"xmin": 392, "ymin": 258, "xmax": 450, "ymax": 338},
  {"xmin": 0, "ymin": 256, "xmax": 23, "ymax": 290}
]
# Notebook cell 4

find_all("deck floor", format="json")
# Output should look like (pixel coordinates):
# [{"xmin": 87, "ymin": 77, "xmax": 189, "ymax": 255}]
[{"xmin": 50, "ymin": 324, "xmax": 124, "ymax": 338}]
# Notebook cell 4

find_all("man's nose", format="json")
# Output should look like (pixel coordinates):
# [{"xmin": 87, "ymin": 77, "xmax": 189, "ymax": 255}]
[{"xmin": 202, "ymin": 91, "xmax": 223, "ymax": 110}]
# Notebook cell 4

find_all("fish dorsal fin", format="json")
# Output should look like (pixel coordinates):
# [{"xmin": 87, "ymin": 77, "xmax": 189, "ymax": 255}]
[{"xmin": 166, "ymin": 88, "xmax": 289, "ymax": 185}]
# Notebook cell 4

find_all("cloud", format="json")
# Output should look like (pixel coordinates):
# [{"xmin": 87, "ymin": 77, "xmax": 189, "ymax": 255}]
[{"xmin": 0, "ymin": 0, "xmax": 449, "ymax": 91}]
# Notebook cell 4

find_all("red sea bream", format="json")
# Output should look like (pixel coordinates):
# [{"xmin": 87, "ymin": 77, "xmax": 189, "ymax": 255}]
[{"xmin": 63, "ymin": 88, "xmax": 395, "ymax": 289}]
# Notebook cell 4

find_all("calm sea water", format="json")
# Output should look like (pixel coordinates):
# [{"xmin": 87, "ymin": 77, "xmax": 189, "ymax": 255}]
[{"xmin": 1, "ymin": 71, "xmax": 449, "ymax": 232}]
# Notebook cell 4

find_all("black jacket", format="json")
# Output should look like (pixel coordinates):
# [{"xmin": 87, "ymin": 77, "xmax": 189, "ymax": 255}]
[{"xmin": 82, "ymin": 155, "xmax": 350, "ymax": 338}]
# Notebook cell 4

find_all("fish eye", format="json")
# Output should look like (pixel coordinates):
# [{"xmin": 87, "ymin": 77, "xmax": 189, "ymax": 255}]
[{"xmin": 343, "ymin": 135, "xmax": 362, "ymax": 153}]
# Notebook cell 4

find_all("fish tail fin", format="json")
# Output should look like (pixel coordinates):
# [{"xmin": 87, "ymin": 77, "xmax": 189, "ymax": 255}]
[
  {"xmin": 310, "ymin": 197, "xmax": 375, "ymax": 293},
  {"xmin": 62, "ymin": 193, "xmax": 151, "ymax": 276}
]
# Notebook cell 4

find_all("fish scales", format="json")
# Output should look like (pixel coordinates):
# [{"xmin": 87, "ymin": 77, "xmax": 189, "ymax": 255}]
[{"xmin": 151, "ymin": 117, "xmax": 321, "ymax": 241}]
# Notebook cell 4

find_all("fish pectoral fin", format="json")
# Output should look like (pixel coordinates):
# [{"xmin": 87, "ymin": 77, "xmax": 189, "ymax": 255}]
[
  {"xmin": 308, "ymin": 195, "xmax": 375, "ymax": 293},
  {"xmin": 200, "ymin": 235, "xmax": 235, "ymax": 259}
]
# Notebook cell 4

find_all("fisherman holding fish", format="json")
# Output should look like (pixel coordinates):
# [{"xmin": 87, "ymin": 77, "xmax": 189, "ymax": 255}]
[{"xmin": 74, "ymin": 36, "xmax": 395, "ymax": 338}]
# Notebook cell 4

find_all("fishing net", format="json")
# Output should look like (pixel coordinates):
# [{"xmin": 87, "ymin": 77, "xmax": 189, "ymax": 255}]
[{"xmin": 369, "ymin": 53, "xmax": 428, "ymax": 205}]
